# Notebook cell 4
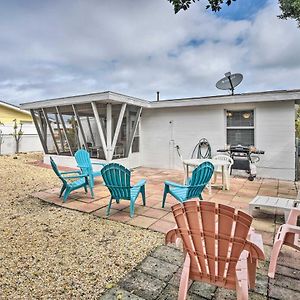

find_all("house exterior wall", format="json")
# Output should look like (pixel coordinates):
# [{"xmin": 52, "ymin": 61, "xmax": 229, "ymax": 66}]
[
  {"xmin": 0, "ymin": 104, "xmax": 40, "ymax": 155},
  {"xmin": 44, "ymin": 152, "xmax": 140, "ymax": 170},
  {"xmin": 0, "ymin": 104, "xmax": 32, "ymax": 124},
  {"xmin": 140, "ymin": 100, "xmax": 295, "ymax": 181}
]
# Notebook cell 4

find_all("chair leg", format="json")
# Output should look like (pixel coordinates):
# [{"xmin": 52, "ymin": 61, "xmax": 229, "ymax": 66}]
[
  {"xmin": 59, "ymin": 185, "xmax": 66, "ymax": 198},
  {"xmin": 178, "ymin": 254, "xmax": 190, "ymax": 300},
  {"xmin": 225, "ymin": 171, "xmax": 230, "ymax": 190},
  {"xmin": 247, "ymin": 258, "xmax": 258, "ymax": 290},
  {"xmin": 130, "ymin": 200, "xmax": 135, "ymax": 218},
  {"xmin": 141, "ymin": 186, "xmax": 146, "ymax": 206},
  {"xmin": 89, "ymin": 186, "xmax": 94, "ymax": 198},
  {"xmin": 268, "ymin": 232, "xmax": 285, "ymax": 278},
  {"xmin": 236, "ymin": 251, "xmax": 249, "ymax": 300},
  {"xmin": 162, "ymin": 185, "xmax": 169, "ymax": 208},
  {"xmin": 236, "ymin": 280, "xmax": 248, "ymax": 300},
  {"xmin": 84, "ymin": 185, "xmax": 88, "ymax": 193},
  {"xmin": 206, "ymin": 181, "xmax": 211, "ymax": 195},
  {"xmin": 213, "ymin": 172, "xmax": 217, "ymax": 184},
  {"xmin": 63, "ymin": 188, "xmax": 71, "ymax": 202},
  {"xmin": 106, "ymin": 197, "xmax": 113, "ymax": 216}
]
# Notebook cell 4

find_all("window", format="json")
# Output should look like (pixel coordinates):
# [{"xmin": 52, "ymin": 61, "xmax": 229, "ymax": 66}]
[{"xmin": 226, "ymin": 110, "xmax": 254, "ymax": 146}]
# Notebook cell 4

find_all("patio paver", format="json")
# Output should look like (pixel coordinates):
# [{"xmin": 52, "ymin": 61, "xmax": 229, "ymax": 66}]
[{"xmin": 31, "ymin": 165, "xmax": 300, "ymax": 300}]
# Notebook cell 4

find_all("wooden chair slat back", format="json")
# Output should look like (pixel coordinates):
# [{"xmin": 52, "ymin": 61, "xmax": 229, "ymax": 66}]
[{"xmin": 171, "ymin": 201, "xmax": 253, "ymax": 285}]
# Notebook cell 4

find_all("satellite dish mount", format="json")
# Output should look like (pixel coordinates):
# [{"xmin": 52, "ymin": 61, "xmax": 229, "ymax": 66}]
[{"xmin": 216, "ymin": 72, "xmax": 243, "ymax": 95}]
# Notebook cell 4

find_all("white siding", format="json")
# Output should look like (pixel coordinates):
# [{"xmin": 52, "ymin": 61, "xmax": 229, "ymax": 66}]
[
  {"xmin": 141, "ymin": 101, "xmax": 295, "ymax": 180},
  {"xmin": 141, "ymin": 106, "xmax": 225, "ymax": 170},
  {"xmin": 255, "ymin": 101, "xmax": 295, "ymax": 180}
]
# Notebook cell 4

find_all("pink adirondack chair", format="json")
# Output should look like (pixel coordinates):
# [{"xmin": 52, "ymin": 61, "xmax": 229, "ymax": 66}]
[
  {"xmin": 268, "ymin": 207, "xmax": 300, "ymax": 278},
  {"xmin": 166, "ymin": 201, "xmax": 265, "ymax": 300}
]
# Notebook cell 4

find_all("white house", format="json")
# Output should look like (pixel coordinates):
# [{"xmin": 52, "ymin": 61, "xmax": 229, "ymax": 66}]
[{"xmin": 20, "ymin": 89, "xmax": 300, "ymax": 181}]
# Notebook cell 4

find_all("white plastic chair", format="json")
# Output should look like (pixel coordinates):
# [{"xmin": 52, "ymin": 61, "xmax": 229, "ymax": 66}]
[
  {"xmin": 176, "ymin": 145, "xmax": 211, "ymax": 194},
  {"xmin": 212, "ymin": 154, "xmax": 233, "ymax": 190}
]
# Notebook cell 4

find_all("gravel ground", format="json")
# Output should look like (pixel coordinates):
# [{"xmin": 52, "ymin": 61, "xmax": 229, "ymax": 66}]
[{"xmin": 0, "ymin": 153, "xmax": 163, "ymax": 299}]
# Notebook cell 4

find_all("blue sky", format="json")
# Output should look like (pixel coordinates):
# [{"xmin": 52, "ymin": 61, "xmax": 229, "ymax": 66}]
[
  {"xmin": 0, "ymin": 0, "xmax": 299, "ymax": 104},
  {"xmin": 214, "ymin": 0, "xmax": 269, "ymax": 20}
]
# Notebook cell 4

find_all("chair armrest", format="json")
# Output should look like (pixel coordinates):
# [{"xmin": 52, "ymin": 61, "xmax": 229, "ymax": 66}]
[
  {"xmin": 133, "ymin": 179, "xmax": 146, "ymax": 188},
  {"xmin": 61, "ymin": 170, "xmax": 81, "ymax": 175},
  {"xmin": 62, "ymin": 174, "xmax": 88, "ymax": 180},
  {"xmin": 91, "ymin": 162, "xmax": 107, "ymax": 166},
  {"xmin": 77, "ymin": 164, "xmax": 90, "ymax": 169},
  {"xmin": 165, "ymin": 180, "xmax": 186, "ymax": 188},
  {"xmin": 165, "ymin": 227, "xmax": 180, "ymax": 245}
]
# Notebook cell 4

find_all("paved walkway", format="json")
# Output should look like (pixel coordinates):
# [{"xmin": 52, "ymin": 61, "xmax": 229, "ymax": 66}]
[
  {"xmin": 101, "ymin": 244, "xmax": 300, "ymax": 299},
  {"xmin": 32, "ymin": 167, "xmax": 300, "ymax": 299}
]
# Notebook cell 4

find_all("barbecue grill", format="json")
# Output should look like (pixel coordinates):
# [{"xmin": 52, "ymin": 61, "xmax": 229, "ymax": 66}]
[{"xmin": 217, "ymin": 145, "xmax": 265, "ymax": 181}]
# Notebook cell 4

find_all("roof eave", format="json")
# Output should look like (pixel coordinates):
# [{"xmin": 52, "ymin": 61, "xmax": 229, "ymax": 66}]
[
  {"xmin": 0, "ymin": 101, "xmax": 31, "ymax": 116},
  {"xmin": 20, "ymin": 91, "xmax": 151, "ymax": 110},
  {"xmin": 149, "ymin": 90, "xmax": 300, "ymax": 108}
]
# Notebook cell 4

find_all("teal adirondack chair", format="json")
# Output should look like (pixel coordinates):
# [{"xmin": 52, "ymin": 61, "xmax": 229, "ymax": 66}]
[
  {"xmin": 50, "ymin": 157, "xmax": 90, "ymax": 202},
  {"xmin": 74, "ymin": 149, "xmax": 106, "ymax": 198},
  {"xmin": 101, "ymin": 163, "xmax": 146, "ymax": 217},
  {"xmin": 162, "ymin": 161, "xmax": 214, "ymax": 207}
]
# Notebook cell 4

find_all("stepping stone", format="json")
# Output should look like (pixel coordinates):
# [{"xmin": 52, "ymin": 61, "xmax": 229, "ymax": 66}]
[
  {"xmin": 120, "ymin": 270, "xmax": 166, "ymax": 300},
  {"xmin": 100, "ymin": 287, "xmax": 144, "ymax": 299},
  {"xmin": 138, "ymin": 256, "xmax": 179, "ymax": 282}
]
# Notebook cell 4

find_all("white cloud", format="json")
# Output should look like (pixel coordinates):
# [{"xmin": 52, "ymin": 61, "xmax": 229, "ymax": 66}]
[{"xmin": 0, "ymin": 0, "xmax": 299, "ymax": 104}]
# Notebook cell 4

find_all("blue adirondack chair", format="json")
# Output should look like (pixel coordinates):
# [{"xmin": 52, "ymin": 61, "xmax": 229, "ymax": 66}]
[
  {"xmin": 162, "ymin": 161, "xmax": 214, "ymax": 207},
  {"xmin": 74, "ymin": 149, "xmax": 107, "ymax": 198},
  {"xmin": 50, "ymin": 157, "xmax": 90, "ymax": 202},
  {"xmin": 101, "ymin": 163, "xmax": 146, "ymax": 217}
]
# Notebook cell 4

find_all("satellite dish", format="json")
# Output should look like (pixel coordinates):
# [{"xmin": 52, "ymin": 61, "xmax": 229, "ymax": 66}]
[{"xmin": 216, "ymin": 72, "xmax": 243, "ymax": 95}]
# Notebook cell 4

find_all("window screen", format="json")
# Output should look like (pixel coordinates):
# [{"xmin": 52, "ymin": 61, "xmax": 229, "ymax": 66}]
[{"xmin": 226, "ymin": 110, "xmax": 254, "ymax": 146}]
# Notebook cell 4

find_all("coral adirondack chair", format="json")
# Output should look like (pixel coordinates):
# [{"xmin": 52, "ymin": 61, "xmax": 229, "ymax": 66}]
[
  {"xmin": 166, "ymin": 201, "xmax": 265, "ymax": 300},
  {"xmin": 268, "ymin": 207, "xmax": 300, "ymax": 278},
  {"xmin": 162, "ymin": 161, "xmax": 214, "ymax": 208},
  {"xmin": 50, "ymin": 157, "xmax": 89, "ymax": 202},
  {"xmin": 74, "ymin": 149, "xmax": 106, "ymax": 198},
  {"xmin": 101, "ymin": 163, "xmax": 146, "ymax": 217}
]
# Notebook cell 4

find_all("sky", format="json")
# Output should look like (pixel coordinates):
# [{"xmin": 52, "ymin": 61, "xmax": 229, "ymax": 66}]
[{"xmin": 0, "ymin": 0, "xmax": 300, "ymax": 104}]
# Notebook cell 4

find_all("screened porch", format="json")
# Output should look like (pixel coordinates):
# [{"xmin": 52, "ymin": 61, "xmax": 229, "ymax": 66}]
[{"xmin": 27, "ymin": 95, "xmax": 144, "ymax": 162}]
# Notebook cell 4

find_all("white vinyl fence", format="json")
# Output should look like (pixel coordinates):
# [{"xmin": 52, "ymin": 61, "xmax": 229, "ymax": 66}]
[{"xmin": 0, "ymin": 123, "xmax": 42, "ymax": 155}]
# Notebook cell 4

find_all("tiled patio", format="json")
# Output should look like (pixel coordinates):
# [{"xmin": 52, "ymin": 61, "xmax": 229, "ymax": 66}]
[
  {"xmin": 33, "ymin": 167, "xmax": 299, "ymax": 234},
  {"xmin": 32, "ymin": 167, "xmax": 300, "ymax": 299}
]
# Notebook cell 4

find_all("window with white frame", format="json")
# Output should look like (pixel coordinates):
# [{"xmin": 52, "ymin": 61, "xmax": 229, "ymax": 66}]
[{"xmin": 226, "ymin": 110, "xmax": 254, "ymax": 146}]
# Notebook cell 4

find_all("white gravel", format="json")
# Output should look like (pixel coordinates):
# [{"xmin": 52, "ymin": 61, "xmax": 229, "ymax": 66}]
[{"xmin": 0, "ymin": 153, "xmax": 163, "ymax": 299}]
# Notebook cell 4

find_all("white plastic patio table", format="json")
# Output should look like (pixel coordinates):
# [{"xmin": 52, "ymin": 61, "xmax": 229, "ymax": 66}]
[{"xmin": 183, "ymin": 158, "xmax": 230, "ymax": 191}]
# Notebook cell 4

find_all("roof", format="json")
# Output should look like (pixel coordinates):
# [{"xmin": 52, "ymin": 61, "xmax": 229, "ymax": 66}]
[
  {"xmin": 0, "ymin": 100, "xmax": 31, "ymax": 115},
  {"xmin": 20, "ymin": 89, "xmax": 300, "ymax": 110},
  {"xmin": 20, "ymin": 91, "xmax": 150, "ymax": 110},
  {"xmin": 151, "ymin": 89, "xmax": 300, "ymax": 108}
]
